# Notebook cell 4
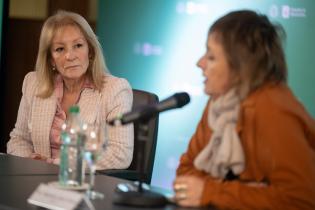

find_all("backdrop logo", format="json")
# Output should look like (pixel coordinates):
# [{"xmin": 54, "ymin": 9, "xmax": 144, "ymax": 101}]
[
  {"xmin": 133, "ymin": 42, "xmax": 163, "ymax": 56},
  {"xmin": 282, "ymin": 5, "xmax": 290, "ymax": 19},
  {"xmin": 269, "ymin": 5, "xmax": 279, "ymax": 18},
  {"xmin": 282, "ymin": 5, "xmax": 306, "ymax": 19},
  {"xmin": 176, "ymin": 1, "xmax": 208, "ymax": 15},
  {"xmin": 269, "ymin": 4, "xmax": 306, "ymax": 19}
]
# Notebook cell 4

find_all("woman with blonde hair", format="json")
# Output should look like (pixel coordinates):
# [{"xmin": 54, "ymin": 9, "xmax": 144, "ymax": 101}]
[
  {"xmin": 173, "ymin": 10, "xmax": 315, "ymax": 209},
  {"xmin": 7, "ymin": 10, "xmax": 134, "ymax": 169}
]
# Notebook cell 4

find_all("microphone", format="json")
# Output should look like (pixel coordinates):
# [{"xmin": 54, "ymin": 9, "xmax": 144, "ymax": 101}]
[{"xmin": 109, "ymin": 92, "xmax": 190, "ymax": 125}]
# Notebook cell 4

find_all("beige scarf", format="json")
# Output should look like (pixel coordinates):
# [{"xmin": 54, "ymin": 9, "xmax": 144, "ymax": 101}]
[{"xmin": 194, "ymin": 89, "xmax": 245, "ymax": 179}]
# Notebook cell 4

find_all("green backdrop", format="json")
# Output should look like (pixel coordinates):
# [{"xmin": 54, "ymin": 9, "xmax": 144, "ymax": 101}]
[{"xmin": 97, "ymin": 0, "xmax": 315, "ymax": 189}]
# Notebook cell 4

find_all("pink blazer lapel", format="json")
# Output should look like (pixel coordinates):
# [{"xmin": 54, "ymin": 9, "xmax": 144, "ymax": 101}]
[{"xmin": 77, "ymin": 89, "xmax": 102, "ymax": 125}]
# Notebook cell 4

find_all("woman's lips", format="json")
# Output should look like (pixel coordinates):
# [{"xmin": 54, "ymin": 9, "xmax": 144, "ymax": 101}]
[{"xmin": 64, "ymin": 65, "xmax": 80, "ymax": 69}]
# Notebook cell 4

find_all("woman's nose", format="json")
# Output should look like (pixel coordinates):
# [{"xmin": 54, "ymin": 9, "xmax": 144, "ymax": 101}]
[
  {"xmin": 65, "ymin": 49, "xmax": 76, "ymax": 60},
  {"xmin": 197, "ymin": 56, "xmax": 205, "ymax": 70}
]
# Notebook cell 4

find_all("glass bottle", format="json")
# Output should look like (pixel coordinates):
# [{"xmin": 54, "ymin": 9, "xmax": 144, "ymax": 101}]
[{"xmin": 59, "ymin": 105, "xmax": 86, "ymax": 187}]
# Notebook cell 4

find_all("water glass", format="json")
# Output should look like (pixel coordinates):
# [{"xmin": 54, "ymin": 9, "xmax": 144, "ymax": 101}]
[{"xmin": 83, "ymin": 122, "xmax": 107, "ymax": 199}]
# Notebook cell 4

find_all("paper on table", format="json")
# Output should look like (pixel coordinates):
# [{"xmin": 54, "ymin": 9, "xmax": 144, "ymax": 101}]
[{"xmin": 28, "ymin": 183, "xmax": 84, "ymax": 210}]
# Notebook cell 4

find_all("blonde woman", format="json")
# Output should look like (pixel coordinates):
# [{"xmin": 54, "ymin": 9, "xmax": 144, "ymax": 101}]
[{"xmin": 7, "ymin": 11, "xmax": 134, "ymax": 170}]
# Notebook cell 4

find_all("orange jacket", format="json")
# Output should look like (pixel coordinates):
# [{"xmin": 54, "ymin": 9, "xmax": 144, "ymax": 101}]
[{"xmin": 177, "ymin": 83, "xmax": 315, "ymax": 210}]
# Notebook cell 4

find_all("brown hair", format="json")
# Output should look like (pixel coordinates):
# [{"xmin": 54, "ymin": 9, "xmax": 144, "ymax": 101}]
[
  {"xmin": 209, "ymin": 10, "xmax": 287, "ymax": 98},
  {"xmin": 36, "ymin": 10, "xmax": 109, "ymax": 98}
]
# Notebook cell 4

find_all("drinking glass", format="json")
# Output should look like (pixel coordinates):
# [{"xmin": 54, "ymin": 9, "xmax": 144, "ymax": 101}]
[{"xmin": 83, "ymin": 122, "xmax": 107, "ymax": 199}]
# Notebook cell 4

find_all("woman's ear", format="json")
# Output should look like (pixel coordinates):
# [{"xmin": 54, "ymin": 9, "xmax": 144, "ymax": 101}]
[
  {"xmin": 49, "ymin": 57, "xmax": 55, "ymax": 67},
  {"xmin": 89, "ymin": 50, "xmax": 94, "ymax": 60},
  {"xmin": 49, "ymin": 59, "xmax": 56, "ymax": 70}
]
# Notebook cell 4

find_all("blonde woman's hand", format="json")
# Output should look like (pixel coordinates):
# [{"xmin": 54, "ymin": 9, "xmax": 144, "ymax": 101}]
[
  {"xmin": 173, "ymin": 175, "xmax": 206, "ymax": 207},
  {"xmin": 30, "ymin": 153, "xmax": 55, "ymax": 164}
]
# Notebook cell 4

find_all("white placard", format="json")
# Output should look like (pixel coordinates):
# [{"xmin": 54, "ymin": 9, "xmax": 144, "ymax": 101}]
[{"xmin": 27, "ymin": 183, "xmax": 84, "ymax": 210}]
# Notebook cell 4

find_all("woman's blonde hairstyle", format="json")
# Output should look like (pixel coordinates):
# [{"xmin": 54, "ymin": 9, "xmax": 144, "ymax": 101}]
[
  {"xmin": 35, "ymin": 10, "xmax": 109, "ymax": 98},
  {"xmin": 209, "ymin": 10, "xmax": 287, "ymax": 99}
]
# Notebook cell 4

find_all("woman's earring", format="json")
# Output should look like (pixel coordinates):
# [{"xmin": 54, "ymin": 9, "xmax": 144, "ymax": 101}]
[{"xmin": 52, "ymin": 66, "xmax": 56, "ymax": 71}]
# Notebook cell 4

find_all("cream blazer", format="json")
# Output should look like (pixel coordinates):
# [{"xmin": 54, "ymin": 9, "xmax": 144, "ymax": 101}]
[{"xmin": 7, "ymin": 71, "xmax": 134, "ymax": 170}]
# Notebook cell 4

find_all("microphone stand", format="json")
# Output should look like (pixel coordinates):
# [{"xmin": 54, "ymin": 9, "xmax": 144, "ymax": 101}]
[{"xmin": 113, "ymin": 119, "xmax": 167, "ymax": 207}]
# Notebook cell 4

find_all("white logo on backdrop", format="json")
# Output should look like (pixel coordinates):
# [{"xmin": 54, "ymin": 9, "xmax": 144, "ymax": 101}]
[
  {"xmin": 289, "ymin": 7, "xmax": 306, "ymax": 17},
  {"xmin": 176, "ymin": 1, "xmax": 208, "ymax": 15},
  {"xmin": 133, "ymin": 42, "xmax": 163, "ymax": 56},
  {"xmin": 282, "ymin": 5, "xmax": 290, "ymax": 19},
  {"xmin": 268, "ymin": 4, "xmax": 306, "ymax": 19},
  {"xmin": 269, "ymin": 5, "xmax": 279, "ymax": 18}
]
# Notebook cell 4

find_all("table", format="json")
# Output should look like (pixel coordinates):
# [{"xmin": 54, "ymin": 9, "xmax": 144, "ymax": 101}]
[
  {"xmin": 0, "ymin": 154, "xmax": 213, "ymax": 210},
  {"xmin": 0, "ymin": 153, "xmax": 59, "ymax": 176}
]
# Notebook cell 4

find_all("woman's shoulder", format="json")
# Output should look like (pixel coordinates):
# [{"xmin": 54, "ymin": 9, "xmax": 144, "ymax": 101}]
[
  {"xmin": 24, "ymin": 71, "xmax": 37, "ymax": 81},
  {"xmin": 22, "ymin": 71, "xmax": 39, "ymax": 91},
  {"xmin": 244, "ymin": 83, "xmax": 291, "ymax": 107},
  {"xmin": 243, "ymin": 83, "xmax": 312, "ymax": 122},
  {"xmin": 101, "ymin": 74, "xmax": 132, "ymax": 92},
  {"xmin": 98, "ymin": 74, "xmax": 133, "ymax": 107}
]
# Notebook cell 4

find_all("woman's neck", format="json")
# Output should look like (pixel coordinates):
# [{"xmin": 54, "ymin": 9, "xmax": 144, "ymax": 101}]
[{"xmin": 63, "ymin": 76, "xmax": 85, "ymax": 94}]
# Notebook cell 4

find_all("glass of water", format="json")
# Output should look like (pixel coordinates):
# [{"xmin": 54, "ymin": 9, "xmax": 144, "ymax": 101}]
[{"xmin": 83, "ymin": 122, "xmax": 107, "ymax": 199}]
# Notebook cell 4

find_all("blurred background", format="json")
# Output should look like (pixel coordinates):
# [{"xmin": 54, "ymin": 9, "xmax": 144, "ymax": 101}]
[{"xmin": 0, "ymin": 0, "xmax": 314, "ymax": 190}]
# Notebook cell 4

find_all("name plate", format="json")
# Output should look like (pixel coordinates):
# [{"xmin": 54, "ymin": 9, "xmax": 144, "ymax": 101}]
[{"xmin": 28, "ymin": 183, "xmax": 84, "ymax": 210}]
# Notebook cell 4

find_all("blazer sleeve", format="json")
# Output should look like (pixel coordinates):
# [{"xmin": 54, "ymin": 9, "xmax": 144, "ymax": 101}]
[
  {"xmin": 96, "ymin": 77, "xmax": 134, "ymax": 170},
  {"xmin": 7, "ymin": 72, "xmax": 36, "ymax": 157},
  {"xmin": 199, "ymin": 100, "xmax": 315, "ymax": 210}
]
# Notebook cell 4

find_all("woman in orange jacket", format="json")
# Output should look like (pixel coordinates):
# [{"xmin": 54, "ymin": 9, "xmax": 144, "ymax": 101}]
[{"xmin": 173, "ymin": 10, "xmax": 315, "ymax": 210}]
